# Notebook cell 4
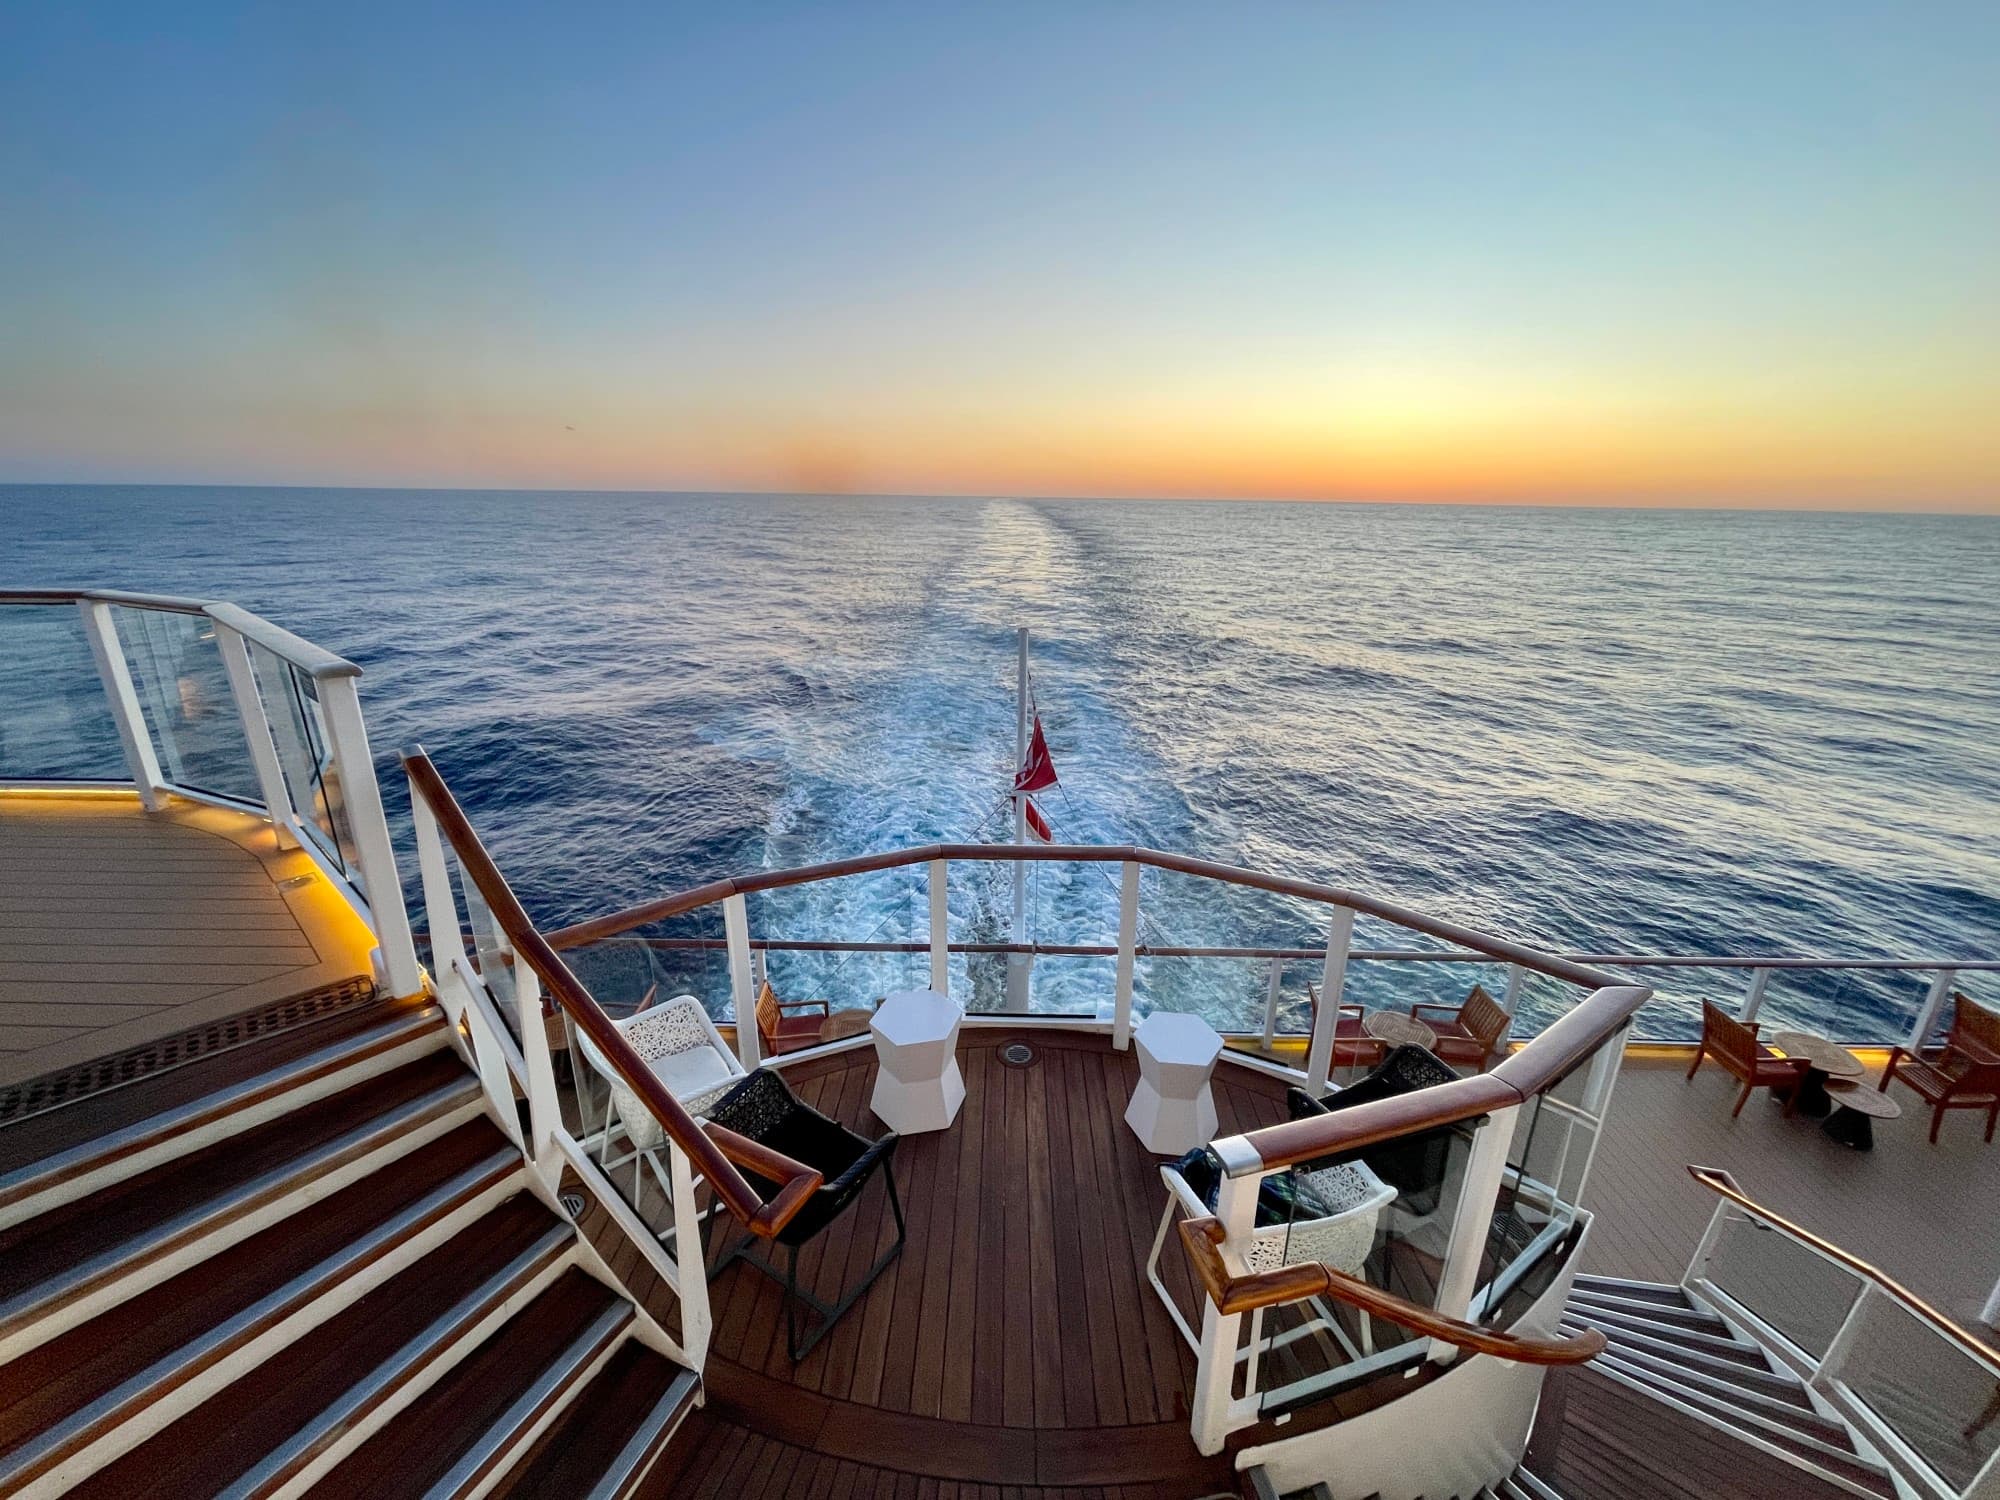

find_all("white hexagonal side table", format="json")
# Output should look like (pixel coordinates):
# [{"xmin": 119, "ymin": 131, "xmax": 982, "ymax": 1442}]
[
  {"xmin": 869, "ymin": 988, "xmax": 965, "ymax": 1134},
  {"xmin": 1125, "ymin": 1011, "xmax": 1223, "ymax": 1155}
]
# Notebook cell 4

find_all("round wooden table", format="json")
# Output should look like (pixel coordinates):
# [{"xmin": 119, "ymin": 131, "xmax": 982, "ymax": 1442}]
[
  {"xmin": 1364, "ymin": 1010, "xmax": 1438, "ymax": 1051},
  {"xmin": 1823, "ymin": 1080, "xmax": 1900, "ymax": 1150},
  {"xmin": 1768, "ymin": 1030, "xmax": 1865, "ymax": 1118}
]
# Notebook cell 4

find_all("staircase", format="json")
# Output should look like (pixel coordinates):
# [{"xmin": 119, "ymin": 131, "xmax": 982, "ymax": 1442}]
[
  {"xmin": 1252, "ymin": 1470, "xmax": 1562, "ymax": 1499},
  {"xmin": 1560, "ymin": 1273, "xmax": 1896, "ymax": 1498},
  {"xmin": 0, "ymin": 1000, "xmax": 696, "ymax": 1499}
]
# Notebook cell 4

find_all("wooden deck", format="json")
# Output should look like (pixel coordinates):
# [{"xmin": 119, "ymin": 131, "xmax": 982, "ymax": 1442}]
[
  {"xmin": 686, "ymin": 1029, "xmax": 1283, "ymax": 1495},
  {"xmin": 0, "ymin": 792, "xmax": 378, "ymax": 1092},
  {"xmin": 656, "ymin": 1028, "xmax": 2000, "ymax": 1496}
]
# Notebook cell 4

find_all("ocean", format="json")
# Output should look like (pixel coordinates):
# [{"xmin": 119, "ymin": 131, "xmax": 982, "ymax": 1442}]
[{"xmin": 6, "ymin": 485, "xmax": 1998, "ymax": 1040}]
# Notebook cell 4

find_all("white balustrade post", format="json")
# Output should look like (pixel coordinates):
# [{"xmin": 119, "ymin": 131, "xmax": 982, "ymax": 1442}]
[
  {"xmin": 1738, "ymin": 967, "xmax": 1773, "ymax": 1025},
  {"xmin": 1304, "ymin": 907, "xmax": 1356, "ymax": 1094},
  {"xmin": 1112, "ymin": 860, "xmax": 1140, "ymax": 1050},
  {"xmin": 1981, "ymin": 1269, "xmax": 2000, "ymax": 1332},
  {"xmin": 515, "ymin": 962, "xmax": 562, "ymax": 1183},
  {"xmin": 409, "ymin": 785, "xmax": 466, "ymax": 980},
  {"xmin": 315, "ymin": 674, "xmax": 422, "ymax": 998},
  {"xmin": 724, "ymin": 893, "xmax": 759, "ymax": 1068},
  {"xmin": 1908, "ymin": 969, "xmax": 1957, "ymax": 1054},
  {"xmin": 928, "ymin": 858, "xmax": 950, "ymax": 994},
  {"xmin": 76, "ymin": 599, "xmax": 166, "ymax": 810},
  {"xmin": 213, "ymin": 622, "xmax": 298, "ymax": 846},
  {"xmin": 1261, "ymin": 958, "xmax": 1284, "ymax": 1055},
  {"xmin": 669, "ymin": 1141, "xmax": 712, "ymax": 1368},
  {"xmin": 1189, "ymin": 1156, "xmax": 1261, "ymax": 1455},
  {"xmin": 1427, "ymin": 1103, "xmax": 1520, "ymax": 1364}
]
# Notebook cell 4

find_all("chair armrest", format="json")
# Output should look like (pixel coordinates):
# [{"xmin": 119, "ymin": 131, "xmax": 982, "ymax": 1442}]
[
  {"xmin": 1951, "ymin": 1035, "xmax": 2000, "ymax": 1068},
  {"xmin": 1409, "ymin": 1003, "xmax": 1460, "ymax": 1021},
  {"xmin": 825, "ymin": 1132, "xmax": 900, "ymax": 1197},
  {"xmin": 776, "ymin": 997, "xmax": 832, "ymax": 1016}
]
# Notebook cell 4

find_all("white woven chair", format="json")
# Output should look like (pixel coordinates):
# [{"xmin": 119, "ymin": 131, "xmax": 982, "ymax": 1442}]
[
  {"xmin": 573, "ymin": 994, "xmax": 744, "ymax": 1201},
  {"xmin": 1146, "ymin": 1154, "xmax": 1395, "ymax": 1360}
]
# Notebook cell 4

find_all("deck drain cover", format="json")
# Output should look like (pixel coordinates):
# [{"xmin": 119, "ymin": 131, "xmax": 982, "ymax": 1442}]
[{"xmin": 999, "ymin": 1042, "xmax": 1036, "ymax": 1068}]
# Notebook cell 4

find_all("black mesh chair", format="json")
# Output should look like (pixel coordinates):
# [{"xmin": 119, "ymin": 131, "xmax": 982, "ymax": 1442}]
[
  {"xmin": 704, "ymin": 1068, "xmax": 905, "ymax": 1360},
  {"xmin": 1286, "ymin": 1043, "xmax": 1462, "ymax": 1215}
]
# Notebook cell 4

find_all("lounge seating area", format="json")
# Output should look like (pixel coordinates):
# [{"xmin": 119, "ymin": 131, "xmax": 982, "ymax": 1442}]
[{"xmin": 1685, "ymin": 1000, "xmax": 1804, "ymax": 1116}]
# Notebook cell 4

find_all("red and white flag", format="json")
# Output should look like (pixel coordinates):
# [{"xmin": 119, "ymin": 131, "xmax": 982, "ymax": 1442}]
[
  {"xmin": 1023, "ymin": 797, "xmax": 1054, "ymax": 843},
  {"xmin": 1015, "ymin": 714, "xmax": 1059, "ymax": 792}
]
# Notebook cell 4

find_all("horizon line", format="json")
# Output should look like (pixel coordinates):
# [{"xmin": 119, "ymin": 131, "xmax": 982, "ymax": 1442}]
[{"xmin": 2, "ymin": 477, "xmax": 1997, "ymax": 519}]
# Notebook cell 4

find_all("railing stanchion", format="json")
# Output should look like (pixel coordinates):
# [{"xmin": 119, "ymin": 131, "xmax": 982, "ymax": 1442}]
[
  {"xmin": 515, "ymin": 961, "xmax": 563, "ymax": 1185},
  {"xmin": 725, "ymin": 892, "xmax": 760, "ymax": 1068},
  {"xmin": 1909, "ymin": 969, "xmax": 1957, "ymax": 1054},
  {"xmin": 317, "ymin": 675, "xmax": 423, "ymax": 997},
  {"xmin": 1304, "ymin": 906, "xmax": 1355, "ymax": 1094},
  {"xmin": 1113, "ymin": 860, "xmax": 1140, "ymax": 1050},
  {"xmin": 1426, "ymin": 1103, "xmax": 1520, "ymax": 1364},
  {"xmin": 928, "ymin": 858, "xmax": 950, "ymax": 994},
  {"xmin": 669, "ymin": 1140, "xmax": 711, "ymax": 1367},
  {"xmin": 1739, "ymin": 966, "xmax": 1772, "ymax": 1024},
  {"xmin": 76, "ymin": 599, "xmax": 166, "ymax": 811},
  {"xmin": 1261, "ymin": 958, "xmax": 1283, "ymax": 1055},
  {"xmin": 1189, "ymin": 1163, "xmax": 1259, "ymax": 1456},
  {"xmin": 213, "ymin": 621, "xmax": 298, "ymax": 845}
]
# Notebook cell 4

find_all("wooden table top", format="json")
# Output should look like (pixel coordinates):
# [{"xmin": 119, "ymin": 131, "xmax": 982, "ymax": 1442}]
[
  {"xmin": 1767, "ymin": 1030, "xmax": 1866, "ymax": 1077},
  {"xmin": 1825, "ymin": 1080, "xmax": 1903, "ymax": 1119},
  {"xmin": 1364, "ymin": 1010, "xmax": 1438, "ymax": 1049}
]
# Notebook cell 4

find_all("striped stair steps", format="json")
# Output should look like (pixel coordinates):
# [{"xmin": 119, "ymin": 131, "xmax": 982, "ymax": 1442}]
[{"xmin": 0, "ymin": 999, "xmax": 695, "ymax": 1499}]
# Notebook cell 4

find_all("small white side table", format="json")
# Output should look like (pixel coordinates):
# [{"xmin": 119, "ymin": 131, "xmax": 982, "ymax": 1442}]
[
  {"xmin": 1126, "ymin": 1011, "xmax": 1224, "ymax": 1155},
  {"xmin": 870, "ymin": 988, "xmax": 965, "ymax": 1134}
]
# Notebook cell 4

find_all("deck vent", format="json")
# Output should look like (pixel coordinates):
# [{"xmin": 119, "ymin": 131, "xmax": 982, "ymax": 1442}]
[{"xmin": 998, "ymin": 1041, "xmax": 1036, "ymax": 1068}]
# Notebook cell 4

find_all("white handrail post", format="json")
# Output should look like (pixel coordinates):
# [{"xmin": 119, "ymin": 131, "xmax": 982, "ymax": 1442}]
[
  {"xmin": 1983, "ymin": 1270, "xmax": 2000, "ymax": 1332},
  {"xmin": 1261, "ymin": 958, "xmax": 1284, "ymax": 1055},
  {"xmin": 1112, "ymin": 860, "xmax": 1140, "ymax": 1050},
  {"xmin": 1498, "ymin": 962, "xmax": 1524, "ymax": 1050},
  {"xmin": 213, "ymin": 621, "xmax": 298, "ymax": 846},
  {"xmin": 1189, "ymin": 1163, "xmax": 1260, "ymax": 1455},
  {"xmin": 514, "ymin": 962, "xmax": 562, "ymax": 1185},
  {"xmin": 76, "ymin": 599, "xmax": 166, "ymax": 810},
  {"xmin": 409, "ymin": 783, "xmax": 466, "ymax": 980},
  {"xmin": 928, "ymin": 858, "xmax": 950, "ymax": 994},
  {"xmin": 1909, "ymin": 969, "xmax": 1957, "ymax": 1053},
  {"xmin": 724, "ymin": 893, "xmax": 759, "ymax": 1068},
  {"xmin": 1738, "ymin": 966, "xmax": 1773, "ymax": 1024},
  {"xmin": 1427, "ymin": 1102, "xmax": 1519, "ymax": 1364},
  {"xmin": 669, "ymin": 1140, "xmax": 712, "ymax": 1368},
  {"xmin": 315, "ymin": 674, "xmax": 423, "ymax": 998},
  {"xmin": 1811, "ymin": 1280, "xmax": 1874, "ymax": 1392},
  {"xmin": 1304, "ymin": 907, "xmax": 1355, "ymax": 1094}
]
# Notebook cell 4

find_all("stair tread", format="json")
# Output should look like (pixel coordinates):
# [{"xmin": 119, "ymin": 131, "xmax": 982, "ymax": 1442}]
[
  {"xmin": 491, "ymin": 1339, "xmax": 690, "ymax": 1497},
  {"xmin": 0, "ymin": 1116, "xmax": 515, "ymax": 1468},
  {"xmin": 1596, "ymin": 1354, "xmax": 1856, "ymax": 1445},
  {"xmin": 67, "ymin": 1194, "xmax": 566, "ymax": 1500},
  {"xmin": 318, "ymin": 1268, "xmax": 623, "ymax": 1495},
  {"xmin": 0, "ymin": 1051, "xmax": 473, "ymax": 1307},
  {"xmin": 0, "ymin": 995, "xmax": 422, "ymax": 1178}
]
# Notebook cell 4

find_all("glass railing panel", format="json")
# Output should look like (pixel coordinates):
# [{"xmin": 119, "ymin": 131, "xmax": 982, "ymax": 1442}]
[
  {"xmin": 1832, "ymin": 1292, "xmax": 1999, "ymax": 1493},
  {"xmin": 112, "ymin": 605, "xmax": 259, "ymax": 803},
  {"xmin": 1700, "ymin": 1210, "xmax": 1864, "ymax": 1359},
  {"xmin": 1254, "ymin": 1113, "xmax": 1485, "ymax": 1417},
  {"xmin": 0, "ymin": 602, "xmax": 125, "ymax": 780},
  {"xmin": 247, "ymin": 640, "xmax": 361, "ymax": 882}
]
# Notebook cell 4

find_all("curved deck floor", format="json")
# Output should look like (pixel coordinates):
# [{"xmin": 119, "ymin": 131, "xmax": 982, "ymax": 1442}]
[{"xmin": 664, "ymin": 1028, "xmax": 1288, "ymax": 1495}]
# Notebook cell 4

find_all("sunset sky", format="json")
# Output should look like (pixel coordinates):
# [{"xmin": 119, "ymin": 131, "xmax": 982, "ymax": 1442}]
[{"xmin": 2, "ymin": 2, "xmax": 1996, "ymax": 509}]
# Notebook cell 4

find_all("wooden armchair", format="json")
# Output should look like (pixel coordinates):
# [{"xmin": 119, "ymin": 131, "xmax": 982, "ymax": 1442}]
[
  {"xmin": 1307, "ymin": 982, "xmax": 1379, "ymax": 1070},
  {"xmin": 1880, "ymin": 993, "xmax": 2000, "ymax": 1144},
  {"xmin": 1410, "ymin": 984, "xmax": 1512, "ymax": 1072},
  {"xmin": 1686, "ymin": 1000, "xmax": 1802, "ymax": 1117},
  {"xmin": 756, "ymin": 981, "xmax": 833, "ymax": 1057}
]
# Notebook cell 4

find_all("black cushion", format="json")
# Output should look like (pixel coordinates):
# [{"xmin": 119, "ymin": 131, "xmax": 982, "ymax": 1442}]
[{"xmin": 1285, "ymin": 1044, "xmax": 1463, "ymax": 1214}]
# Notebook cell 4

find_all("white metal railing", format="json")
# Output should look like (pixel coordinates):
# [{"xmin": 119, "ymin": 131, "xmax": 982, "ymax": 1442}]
[
  {"xmin": 408, "ymin": 772, "xmax": 713, "ymax": 1371},
  {"xmin": 0, "ymin": 586, "xmax": 420, "ymax": 997},
  {"xmin": 1684, "ymin": 1167, "xmax": 2000, "ymax": 1499}
]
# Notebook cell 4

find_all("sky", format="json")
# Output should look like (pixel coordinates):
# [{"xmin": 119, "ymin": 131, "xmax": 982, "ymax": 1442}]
[{"xmin": 2, "ymin": 2, "xmax": 1997, "ymax": 510}]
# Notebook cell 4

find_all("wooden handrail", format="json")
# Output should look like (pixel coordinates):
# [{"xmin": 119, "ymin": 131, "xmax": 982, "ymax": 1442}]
[
  {"xmin": 1687, "ymin": 1165, "xmax": 2000, "ymax": 1368},
  {"xmin": 544, "ymin": 844, "xmax": 1626, "ymax": 992},
  {"xmin": 1236, "ymin": 984, "xmax": 1652, "ymax": 1174},
  {"xmin": 403, "ymin": 751, "xmax": 822, "ymax": 1240},
  {"xmin": 1175, "ymin": 1216, "xmax": 1606, "ymax": 1365}
]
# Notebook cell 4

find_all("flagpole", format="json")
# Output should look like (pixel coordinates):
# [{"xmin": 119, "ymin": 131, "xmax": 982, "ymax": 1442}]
[{"xmin": 1008, "ymin": 626, "xmax": 1030, "ymax": 1011}]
